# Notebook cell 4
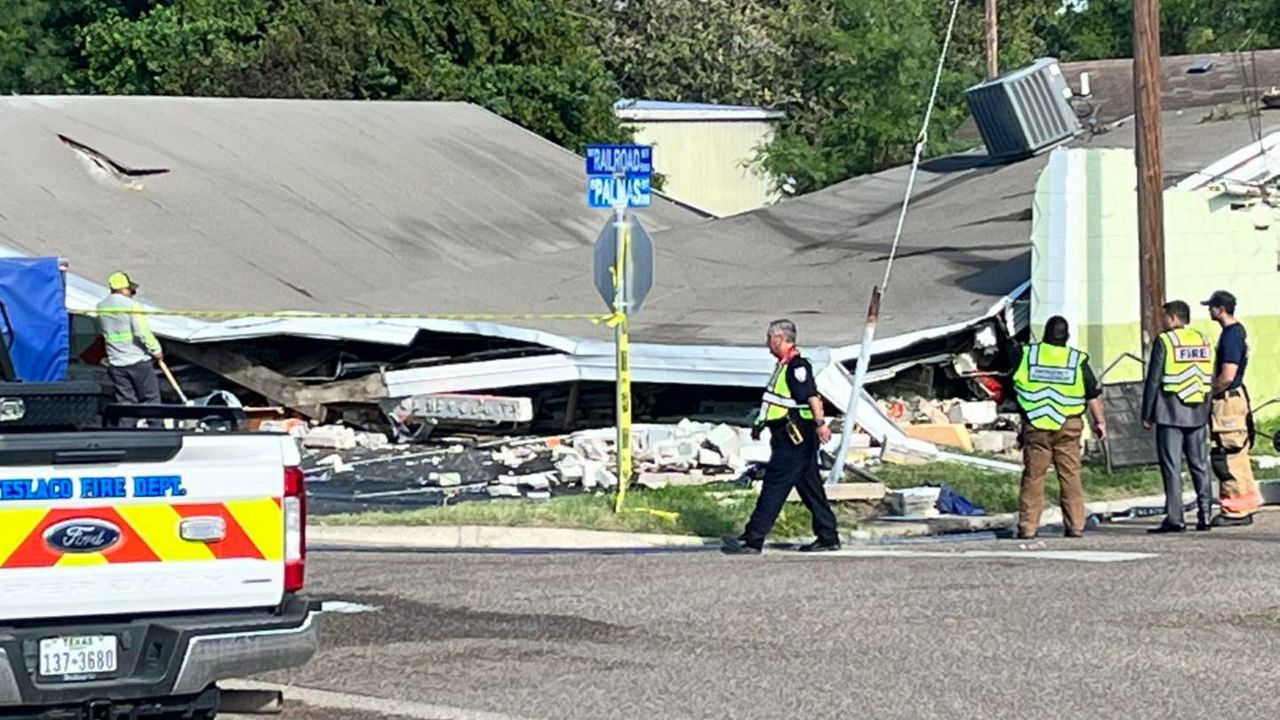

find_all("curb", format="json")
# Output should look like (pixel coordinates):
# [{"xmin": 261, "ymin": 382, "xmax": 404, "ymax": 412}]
[
  {"xmin": 309, "ymin": 489, "xmax": 1259, "ymax": 552},
  {"xmin": 847, "ymin": 492, "xmax": 1194, "ymax": 543}
]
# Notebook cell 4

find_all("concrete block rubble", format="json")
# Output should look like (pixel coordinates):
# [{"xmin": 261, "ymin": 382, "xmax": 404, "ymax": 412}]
[
  {"xmin": 878, "ymin": 397, "xmax": 1021, "ymax": 461},
  {"xmin": 281, "ymin": 389, "xmax": 1024, "ymax": 517},
  {"xmin": 248, "ymin": 371, "xmax": 1027, "ymax": 518},
  {"xmin": 295, "ymin": 418, "xmax": 852, "ymax": 514}
]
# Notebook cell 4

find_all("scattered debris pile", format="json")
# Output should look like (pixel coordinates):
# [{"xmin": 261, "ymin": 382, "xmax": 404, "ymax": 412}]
[
  {"xmin": 298, "ymin": 418, "xmax": 815, "ymax": 514},
  {"xmin": 268, "ymin": 364, "xmax": 1034, "ymax": 515},
  {"xmin": 879, "ymin": 397, "xmax": 1021, "ymax": 460},
  {"xmin": 1263, "ymin": 86, "xmax": 1280, "ymax": 110},
  {"xmin": 288, "ymin": 393, "xmax": 1024, "ymax": 515}
]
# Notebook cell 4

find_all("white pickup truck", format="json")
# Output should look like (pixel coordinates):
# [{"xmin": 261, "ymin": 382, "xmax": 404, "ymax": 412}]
[{"xmin": 0, "ymin": 421, "xmax": 318, "ymax": 719}]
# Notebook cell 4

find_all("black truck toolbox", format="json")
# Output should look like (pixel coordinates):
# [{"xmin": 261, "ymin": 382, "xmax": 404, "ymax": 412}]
[{"xmin": 0, "ymin": 381, "xmax": 108, "ymax": 430}]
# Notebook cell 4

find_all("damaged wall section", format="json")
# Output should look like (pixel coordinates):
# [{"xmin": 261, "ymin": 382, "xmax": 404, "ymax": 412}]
[{"xmin": 1032, "ymin": 146, "xmax": 1280, "ymax": 419}]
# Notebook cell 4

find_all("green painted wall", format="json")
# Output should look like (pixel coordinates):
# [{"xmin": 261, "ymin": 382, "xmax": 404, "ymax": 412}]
[{"xmin": 1032, "ymin": 147, "xmax": 1280, "ymax": 418}]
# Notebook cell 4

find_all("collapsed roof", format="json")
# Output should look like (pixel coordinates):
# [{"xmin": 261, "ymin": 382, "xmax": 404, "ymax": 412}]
[
  {"xmin": 0, "ymin": 95, "xmax": 1274, "ymax": 437},
  {"xmin": 438, "ymin": 106, "xmax": 1270, "ymax": 351},
  {"xmin": 0, "ymin": 95, "xmax": 706, "ymax": 319},
  {"xmin": 1060, "ymin": 48, "xmax": 1280, "ymax": 125},
  {"xmin": 954, "ymin": 49, "xmax": 1280, "ymax": 139},
  {"xmin": 2, "ymin": 95, "xmax": 1270, "ymax": 350}
]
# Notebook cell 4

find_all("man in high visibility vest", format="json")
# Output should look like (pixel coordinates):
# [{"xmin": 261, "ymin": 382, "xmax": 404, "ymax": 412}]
[
  {"xmin": 96, "ymin": 272, "xmax": 164, "ymax": 405},
  {"xmin": 1141, "ymin": 300, "xmax": 1214, "ymax": 533},
  {"xmin": 1012, "ymin": 316, "xmax": 1107, "ymax": 540},
  {"xmin": 1204, "ymin": 290, "xmax": 1261, "ymax": 526},
  {"xmin": 722, "ymin": 319, "xmax": 839, "ymax": 555}
]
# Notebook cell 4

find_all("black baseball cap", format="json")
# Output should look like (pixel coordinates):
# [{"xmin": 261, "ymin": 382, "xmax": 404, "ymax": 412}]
[{"xmin": 1200, "ymin": 290, "xmax": 1237, "ymax": 309}]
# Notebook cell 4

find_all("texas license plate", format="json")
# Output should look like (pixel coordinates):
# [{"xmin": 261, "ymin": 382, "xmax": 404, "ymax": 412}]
[{"xmin": 38, "ymin": 635, "xmax": 118, "ymax": 677}]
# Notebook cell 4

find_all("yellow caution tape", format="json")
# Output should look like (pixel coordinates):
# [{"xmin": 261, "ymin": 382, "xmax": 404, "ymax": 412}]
[
  {"xmin": 613, "ymin": 218, "xmax": 635, "ymax": 515},
  {"xmin": 594, "ymin": 312, "xmax": 625, "ymax": 328},
  {"xmin": 75, "ymin": 308, "xmax": 612, "ymax": 323},
  {"xmin": 622, "ymin": 508, "xmax": 680, "ymax": 522},
  {"xmin": 614, "ymin": 313, "xmax": 633, "ymax": 512}
]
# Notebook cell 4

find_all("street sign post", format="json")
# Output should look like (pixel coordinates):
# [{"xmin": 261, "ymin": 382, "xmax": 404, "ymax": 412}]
[
  {"xmin": 593, "ymin": 216, "xmax": 654, "ymax": 313},
  {"xmin": 584, "ymin": 144, "xmax": 653, "ymax": 512}
]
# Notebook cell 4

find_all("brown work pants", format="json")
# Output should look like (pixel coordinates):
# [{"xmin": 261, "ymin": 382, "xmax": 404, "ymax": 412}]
[
  {"xmin": 1211, "ymin": 390, "xmax": 1262, "ymax": 517},
  {"xmin": 1019, "ymin": 416, "xmax": 1086, "ymax": 537}
]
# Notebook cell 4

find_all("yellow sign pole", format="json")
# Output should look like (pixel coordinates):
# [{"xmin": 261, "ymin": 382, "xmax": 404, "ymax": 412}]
[{"xmin": 613, "ymin": 208, "xmax": 634, "ymax": 513}]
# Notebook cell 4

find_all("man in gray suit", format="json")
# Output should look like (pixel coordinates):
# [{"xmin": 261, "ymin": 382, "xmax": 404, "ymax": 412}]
[{"xmin": 1142, "ymin": 300, "xmax": 1215, "ymax": 533}]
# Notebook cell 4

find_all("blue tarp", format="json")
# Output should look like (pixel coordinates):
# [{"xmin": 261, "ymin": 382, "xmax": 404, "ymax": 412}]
[
  {"xmin": 0, "ymin": 257, "xmax": 68, "ymax": 381},
  {"xmin": 935, "ymin": 483, "xmax": 987, "ymax": 516}
]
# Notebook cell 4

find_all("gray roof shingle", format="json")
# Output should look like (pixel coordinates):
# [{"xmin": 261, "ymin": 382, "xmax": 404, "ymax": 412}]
[{"xmin": 0, "ymin": 95, "xmax": 1271, "ymax": 351}]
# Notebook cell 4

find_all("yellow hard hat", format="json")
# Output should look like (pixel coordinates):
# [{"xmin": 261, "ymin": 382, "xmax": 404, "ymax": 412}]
[{"xmin": 107, "ymin": 272, "xmax": 137, "ymax": 291}]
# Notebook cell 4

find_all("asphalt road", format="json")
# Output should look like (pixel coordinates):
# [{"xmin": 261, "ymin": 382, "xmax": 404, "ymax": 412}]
[{"xmin": 256, "ymin": 512, "xmax": 1280, "ymax": 720}]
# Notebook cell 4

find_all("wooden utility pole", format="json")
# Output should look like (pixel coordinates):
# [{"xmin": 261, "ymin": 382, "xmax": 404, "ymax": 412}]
[
  {"xmin": 985, "ymin": 0, "xmax": 999, "ymax": 78},
  {"xmin": 1133, "ymin": 0, "xmax": 1165, "ymax": 353}
]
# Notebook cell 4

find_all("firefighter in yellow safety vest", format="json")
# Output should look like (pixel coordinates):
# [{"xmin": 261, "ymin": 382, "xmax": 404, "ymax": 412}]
[
  {"xmin": 1011, "ymin": 316, "xmax": 1107, "ymax": 540},
  {"xmin": 1141, "ymin": 300, "xmax": 1214, "ymax": 533}
]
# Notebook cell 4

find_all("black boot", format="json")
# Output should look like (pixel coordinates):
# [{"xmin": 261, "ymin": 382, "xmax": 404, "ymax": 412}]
[
  {"xmin": 1148, "ymin": 520, "xmax": 1186, "ymax": 534},
  {"xmin": 798, "ymin": 538, "xmax": 841, "ymax": 553},
  {"xmin": 721, "ymin": 535, "xmax": 762, "ymax": 555},
  {"xmin": 1211, "ymin": 514, "xmax": 1254, "ymax": 528},
  {"xmin": 1196, "ymin": 512, "xmax": 1212, "ymax": 531}
]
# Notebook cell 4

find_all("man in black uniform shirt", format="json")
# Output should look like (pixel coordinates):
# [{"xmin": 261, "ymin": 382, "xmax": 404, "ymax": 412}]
[{"xmin": 723, "ymin": 320, "xmax": 840, "ymax": 555}]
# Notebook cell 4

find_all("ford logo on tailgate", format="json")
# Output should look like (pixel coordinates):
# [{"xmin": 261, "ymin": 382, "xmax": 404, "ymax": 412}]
[{"xmin": 45, "ymin": 520, "xmax": 122, "ymax": 553}]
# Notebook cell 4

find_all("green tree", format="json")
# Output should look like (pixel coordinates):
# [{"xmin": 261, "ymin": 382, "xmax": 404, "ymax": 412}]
[
  {"xmin": 0, "ymin": 1, "xmax": 60, "ymax": 92},
  {"xmin": 948, "ymin": 0, "xmax": 1067, "ymax": 80},
  {"xmin": 592, "ymin": 0, "xmax": 792, "ymax": 107},
  {"xmin": 219, "ymin": 0, "xmax": 389, "ymax": 99},
  {"xmin": 69, "ymin": 0, "xmax": 625, "ymax": 150},
  {"xmin": 78, "ymin": 0, "xmax": 268, "ymax": 95},
  {"xmin": 377, "ymin": 0, "xmax": 625, "ymax": 149},
  {"xmin": 1, "ymin": 0, "xmax": 154, "ymax": 92},
  {"xmin": 1049, "ymin": 0, "xmax": 1280, "ymax": 60},
  {"xmin": 760, "ymin": 0, "xmax": 963, "ymax": 195}
]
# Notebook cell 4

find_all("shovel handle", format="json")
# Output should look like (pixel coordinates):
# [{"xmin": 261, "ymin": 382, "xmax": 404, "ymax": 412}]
[{"xmin": 158, "ymin": 359, "xmax": 189, "ymax": 404}]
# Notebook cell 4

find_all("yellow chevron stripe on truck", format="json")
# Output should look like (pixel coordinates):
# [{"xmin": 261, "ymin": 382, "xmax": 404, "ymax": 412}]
[
  {"xmin": 0, "ymin": 509, "xmax": 46, "ymax": 566},
  {"xmin": 226, "ymin": 498, "xmax": 285, "ymax": 561},
  {"xmin": 117, "ymin": 504, "xmax": 217, "ymax": 562},
  {"xmin": 0, "ymin": 500, "xmax": 283, "ymax": 568}
]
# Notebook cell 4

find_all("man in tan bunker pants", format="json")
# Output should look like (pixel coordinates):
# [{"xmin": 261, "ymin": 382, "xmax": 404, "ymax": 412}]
[{"xmin": 1203, "ymin": 290, "xmax": 1261, "ymax": 526}]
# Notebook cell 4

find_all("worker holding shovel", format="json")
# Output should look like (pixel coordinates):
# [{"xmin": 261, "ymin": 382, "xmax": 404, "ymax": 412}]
[{"xmin": 97, "ymin": 271, "xmax": 167, "ymax": 405}]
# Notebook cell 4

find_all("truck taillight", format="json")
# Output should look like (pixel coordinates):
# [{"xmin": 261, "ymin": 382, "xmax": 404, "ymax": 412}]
[{"xmin": 284, "ymin": 466, "xmax": 306, "ymax": 592}]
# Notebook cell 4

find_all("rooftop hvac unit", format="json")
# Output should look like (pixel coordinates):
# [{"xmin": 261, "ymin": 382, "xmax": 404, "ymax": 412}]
[{"xmin": 965, "ymin": 58, "xmax": 1080, "ymax": 162}]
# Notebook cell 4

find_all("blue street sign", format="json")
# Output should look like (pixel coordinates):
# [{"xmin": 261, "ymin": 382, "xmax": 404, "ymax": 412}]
[
  {"xmin": 585, "ymin": 145, "xmax": 653, "ymax": 176},
  {"xmin": 585, "ymin": 144, "xmax": 653, "ymax": 209},
  {"xmin": 587, "ymin": 176, "xmax": 652, "ymax": 209}
]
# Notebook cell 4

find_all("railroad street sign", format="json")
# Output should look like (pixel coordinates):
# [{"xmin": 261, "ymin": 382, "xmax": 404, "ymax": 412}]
[{"xmin": 585, "ymin": 144, "xmax": 653, "ymax": 209}]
